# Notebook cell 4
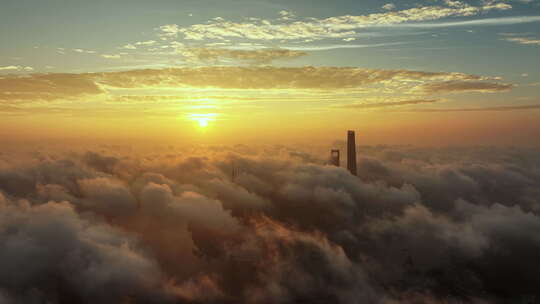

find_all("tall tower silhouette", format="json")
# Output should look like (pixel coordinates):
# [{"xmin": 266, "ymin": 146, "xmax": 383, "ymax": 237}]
[{"xmin": 347, "ymin": 130, "xmax": 357, "ymax": 176}]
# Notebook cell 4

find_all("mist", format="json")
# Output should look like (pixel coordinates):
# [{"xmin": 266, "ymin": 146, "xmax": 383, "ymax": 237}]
[{"xmin": 0, "ymin": 144, "xmax": 539, "ymax": 303}]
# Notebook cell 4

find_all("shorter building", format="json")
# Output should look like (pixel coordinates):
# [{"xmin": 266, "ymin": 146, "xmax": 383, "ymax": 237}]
[{"xmin": 330, "ymin": 149, "xmax": 340, "ymax": 167}]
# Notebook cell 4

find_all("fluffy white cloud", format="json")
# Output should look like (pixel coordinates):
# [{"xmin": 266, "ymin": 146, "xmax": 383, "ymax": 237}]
[
  {"xmin": 121, "ymin": 43, "xmax": 137, "ymax": 49},
  {"xmin": 158, "ymin": 2, "xmax": 512, "ymax": 41},
  {"xmin": 1, "ymin": 145, "xmax": 540, "ymax": 302},
  {"xmin": 502, "ymin": 36, "xmax": 540, "ymax": 45},
  {"xmin": 382, "ymin": 3, "xmax": 396, "ymax": 10},
  {"xmin": 73, "ymin": 48, "xmax": 96, "ymax": 54},
  {"xmin": 0, "ymin": 65, "xmax": 33, "ymax": 72},
  {"xmin": 101, "ymin": 54, "xmax": 122, "ymax": 59},
  {"xmin": 136, "ymin": 40, "xmax": 157, "ymax": 46}
]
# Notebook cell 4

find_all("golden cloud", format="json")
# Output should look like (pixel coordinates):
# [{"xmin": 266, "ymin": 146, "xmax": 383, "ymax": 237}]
[
  {"xmin": 180, "ymin": 48, "xmax": 307, "ymax": 64},
  {"xmin": 0, "ymin": 67, "xmax": 510, "ymax": 104},
  {"xmin": 0, "ymin": 73, "xmax": 103, "ymax": 102},
  {"xmin": 418, "ymin": 80, "xmax": 513, "ymax": 94},
  {"xmin": 395, "ymin": 104, "xmax": 540, "ymax": 112},
  {"xmin": 338, "ymin": 99, "xmax": 439, "ymax": 109},
  {"xmin": 95, "ymin": 66, "xmax": 486, "ymax": 90},
  {"xmin": 502, "ymin": 36, "xmax": 540, "ymax": 46}
]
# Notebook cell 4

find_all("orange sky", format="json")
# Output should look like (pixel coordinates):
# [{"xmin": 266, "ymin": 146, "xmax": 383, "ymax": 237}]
[{"xmin": 2, "ymin": 0, "xmax": 540, "ymax": 146}]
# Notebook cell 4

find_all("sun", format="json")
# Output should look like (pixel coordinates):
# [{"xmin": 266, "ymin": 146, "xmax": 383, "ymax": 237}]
[
  {"xmin": 197, "ymin": 118, "xmax": 209, "ymax": 128},
  {"xmin": 187, "ymin": 113, "xmax": 218, "ymax": 129}
]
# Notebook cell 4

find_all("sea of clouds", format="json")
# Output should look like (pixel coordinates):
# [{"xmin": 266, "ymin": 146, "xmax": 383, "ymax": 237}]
[{"xmin": 0, "ymin": 143, "xmax": 539, "ymax": 304}]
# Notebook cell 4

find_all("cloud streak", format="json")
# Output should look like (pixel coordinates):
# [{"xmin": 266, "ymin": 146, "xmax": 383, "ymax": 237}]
[
  {"xmin": 180, "ymin": 48, "xmax": 307, "ymax": 64},
  {"xmin": 158, "ymin": 2, "xmax": 514, "ymax": 42},
  {"xmin": 502, "ymin": 36, "xmax": 540, "ymax": 45},
  {"xmin": 95, "ymin": 67, "xmax": 489, "ymax": 90},
  {"xmin": 0, "ymin": 66, "xmax": 34, "ymax": 72},
  {"xmin": 396, "ymin": 15, "xmax": 540, "ymax": 28},
  {"xmin": 0, "ymin": 66, "xmax": 512, "ymax": 115},
  {"xmin": 0, "ymin": 73, "xmax": 104, "ymax": 102},
  {"xmin": 338, "ymin": 99, "xmax": 439, "ymax": 109},
  {"xmin": 395, "ymin": 103, "xmax": 540, "ymax": 112},
  {"xmin": 285, "ymin": 42, "xmax": 408, "ymax": 51},
  {"xmin": 418, "ymin": 80, "xmax": 513, "ymax": 94}
]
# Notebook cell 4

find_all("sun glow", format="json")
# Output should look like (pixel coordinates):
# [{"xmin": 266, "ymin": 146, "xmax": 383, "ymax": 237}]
[
  {"xmin": 198, "ymin": 118, "xmax": 209, "ymax": 127},
  {"xmin": 187, "ymin": 113, "xmax": 218, "ymax": 128}
]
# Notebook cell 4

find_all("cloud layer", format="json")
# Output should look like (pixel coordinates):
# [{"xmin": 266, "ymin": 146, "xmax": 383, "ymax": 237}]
[
  {"xmin": 418, "ymin": 80, "xmax": 513, "ymax": 94},
  {"xmin": 0, "ymin": 67, "xmax": 507, "ymax": 105},
  {"xmin": 180, "ymin": 48, "xmax": 308, "ymax": 64},
  {"xmin": 159, "ymin": 1, "xmax": 512, "ymax": 42},
  {"xmin": 1, "ymin": 144, "xmax": 540, "ymax": 303}
]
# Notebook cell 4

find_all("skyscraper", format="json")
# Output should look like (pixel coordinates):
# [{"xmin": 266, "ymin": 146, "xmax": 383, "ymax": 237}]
[
  {"xmin": 347, "ymin": 130, "xmax": 357, "ymax": 176},
  {"xmin": 330, "ymin": 149, "xmax": 340, "ymax": 167}
]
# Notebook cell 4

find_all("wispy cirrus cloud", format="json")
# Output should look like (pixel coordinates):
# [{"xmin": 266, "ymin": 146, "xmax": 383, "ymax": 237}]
[
  {"xmin": 382, "ymin": 3, "xmax": 397, "ymax": 11},
  {"xmin": 338, "ymin": 99, "xmax": 440, "ymax": 109},
  {"xmin": 284, "ymin": 42, "xmax": 408, "ymax": 51},
  {"xmin": 398, "ymin": 104, "xmax": 540, "ymax": 112},
  {"xmin": 73, "ymin": 49, "xmax": 97, "ymax": 54},
  {"xmin": 0, "ymin": 67, "xmax": 510, "ymax": 106},
  {"xmin": 180, "ymin": 48, "xmax": 307, "ymax": 64},
  {"xmin": 500, "ymin": 33, "xmax": 540, "ymax": 45},
  {"xmin": 418, "ymin": 80, "xmax": 513, "ymax": 94},
  {"xmin": 158, "ymin": 1, "xmax": 513, "ymax": 42},
  {"xmin": 94, "ymin": 66, "xmax": 491, "ymax": 90},
  {"xmin": 135, "ymin": 40, "xmax": 156, "ymax": 46},
  {"xmin": 0, "ymin": 73, "xmax": 103, "ymax": 101},
  {"xmin": 394, "ymin": 15, "xmax": 540, "ymax": 28},
  {"xmin": 101, "ymin": 54, "xmax": 122, "ymax": 59},
  {"xmin": 0, "ymin": 65, "xmax": 34, "ymax": 72}
]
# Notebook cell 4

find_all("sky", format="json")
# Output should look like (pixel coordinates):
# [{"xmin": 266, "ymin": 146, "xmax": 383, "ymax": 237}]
[
  {"xmin": 1, "ymin": 0, "xmax": 540, "ymax": 145},
  {"xmin": 2, "ymin": 2, "xmax": 540, "ymax": 302}
]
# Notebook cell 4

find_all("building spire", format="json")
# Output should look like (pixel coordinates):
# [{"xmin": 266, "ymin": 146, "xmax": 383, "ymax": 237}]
[{"xmin": 347, "ymin": 130, "xmax": 357, "ymax": 176}]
